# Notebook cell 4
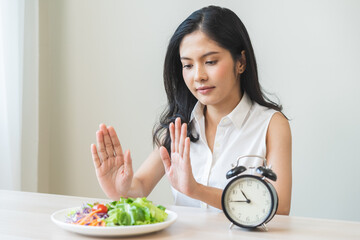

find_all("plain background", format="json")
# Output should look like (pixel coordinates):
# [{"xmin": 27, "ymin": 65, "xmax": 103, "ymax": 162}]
[{"xmin": 37, "ymin": 0, "xmax": 360, "ymax": 221}]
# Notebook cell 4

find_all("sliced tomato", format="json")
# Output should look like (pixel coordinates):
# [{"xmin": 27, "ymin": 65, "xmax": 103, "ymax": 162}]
[{"xmin": 92, "ymin": 204, "xmax": 108, "ymax": 213}]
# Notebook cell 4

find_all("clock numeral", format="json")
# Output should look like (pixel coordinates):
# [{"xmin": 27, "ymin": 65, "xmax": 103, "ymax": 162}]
[
  {"xmin": 256, "ymin": 214, "xmax": 260, "ymax": 220},
  {"xmin": 232, "ymin": 189, "xmax": 237, "ymax": 195},
  {"xmin": 266, "ymin": 200, "xmax": 270, "ymax": 205},
  {"xmin": 246, "ymin": 216, "xmax": 250, "ymax": 222},
  {"xmin": 263, "ymin": 190, "xmax": 267, "ymax": 196},
  {"xmin": 238, "ymin": 213, "xmax": 242, "ymax": 219},
  {"xmin": 239, "ymin": 183, "xmax": 243, "ymax": 189},
  {"xmin": 231, "ymin": 207, "xmax": 235, "ymax": 211},
  {"xmin": 247, "ymin": 181, "xmax": 252, "ymax": 187},
  {"xmin": 262, "ymin": 208, "xmax": 266, "ymax": 213}
]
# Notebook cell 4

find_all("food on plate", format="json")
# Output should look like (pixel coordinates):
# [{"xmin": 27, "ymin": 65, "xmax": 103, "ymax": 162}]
[{"xmin": 66, "ymin": 197, "xmax": 168, "ymax": 227}]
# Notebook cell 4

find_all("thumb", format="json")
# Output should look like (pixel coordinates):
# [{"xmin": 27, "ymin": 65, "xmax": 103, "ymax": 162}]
[
  {"xmin": 124, "ymin": 149, "xmax": 133, "ymax": 176},
  {"xmin": 159, "ymin": 146, "xmax": 171, "ymax": 172}
]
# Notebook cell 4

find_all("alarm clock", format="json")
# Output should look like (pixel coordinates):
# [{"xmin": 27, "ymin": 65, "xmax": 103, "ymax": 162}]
[{"xmin": 221, "ymin": 155, "xmax": 278, "ymax": 231}]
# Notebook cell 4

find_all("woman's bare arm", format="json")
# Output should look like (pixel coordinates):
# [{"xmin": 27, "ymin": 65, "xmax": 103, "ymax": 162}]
[{"xmin": 266, "ymin": 112, "xmax": 292, "ymax": 215}]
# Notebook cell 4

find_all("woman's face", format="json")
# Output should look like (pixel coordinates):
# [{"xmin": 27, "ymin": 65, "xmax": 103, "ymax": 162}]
[{"xmin": 179, "ymin": 31, "xmax": 243, "ymax": 110}]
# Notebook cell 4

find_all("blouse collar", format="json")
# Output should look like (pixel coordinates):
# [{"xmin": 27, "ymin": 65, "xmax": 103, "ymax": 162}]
[{"xmin": 190, "ymin": 92, "xmax": 253, "ymax": 129}]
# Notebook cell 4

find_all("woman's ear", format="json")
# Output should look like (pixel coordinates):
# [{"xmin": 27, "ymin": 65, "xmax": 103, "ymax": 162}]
[{"xmin": 237, "ymin": 50, "xmax": 246, "ymax": 74}]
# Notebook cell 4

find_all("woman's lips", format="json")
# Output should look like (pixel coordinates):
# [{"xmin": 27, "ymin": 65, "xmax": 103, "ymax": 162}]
[{"xmin": 196, "ymin": 86, "xmax": 215, "ymax": 94}]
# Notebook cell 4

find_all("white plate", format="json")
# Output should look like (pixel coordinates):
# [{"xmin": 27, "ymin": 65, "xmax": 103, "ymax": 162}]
[{"xmin": 51, "ymin": 207, "xmax": 177, "ymax": 237}]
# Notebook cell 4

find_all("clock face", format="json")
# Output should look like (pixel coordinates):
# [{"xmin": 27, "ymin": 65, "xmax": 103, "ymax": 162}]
[{"xmin": 222, "ymin": 175, "xmax": 274, "ymax": 228}]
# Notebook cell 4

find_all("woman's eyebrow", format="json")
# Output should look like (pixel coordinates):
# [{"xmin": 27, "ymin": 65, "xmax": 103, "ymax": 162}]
[{"xmin": 180, "ymin": 51, "xmax": 220, "ymax": 60}]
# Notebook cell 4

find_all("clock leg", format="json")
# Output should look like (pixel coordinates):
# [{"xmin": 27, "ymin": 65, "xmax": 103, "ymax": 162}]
[
  {"xmin": 261, "ymin": 223, "xmax": 268, "ymax": 231},
  {"xmin": 229, "ymin": 222, "xmax": 234, "ymax": 230}
]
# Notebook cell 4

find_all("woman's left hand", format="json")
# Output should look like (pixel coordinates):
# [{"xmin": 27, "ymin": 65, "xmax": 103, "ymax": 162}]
[{"xmin": 159, "ymin": 117, "xmax": 199, "ymax": 196}]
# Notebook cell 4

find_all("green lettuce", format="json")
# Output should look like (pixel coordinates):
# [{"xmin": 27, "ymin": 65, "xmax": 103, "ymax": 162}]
[{"xmin": 105, "ymin": 197, "xmax": 168, "ymax": 226}]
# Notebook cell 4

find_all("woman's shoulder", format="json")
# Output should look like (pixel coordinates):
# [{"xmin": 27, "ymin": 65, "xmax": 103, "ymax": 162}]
[
  {"xmin": 247, "ymin": 101, "xmax": 289, "ymax": 132},
  {"xmin": 270, "ymin": 111, "xmax": 289, "ymax": 124},
  {"xmin": 250, "ymin": 101, "xmax": 278, "ymax": 120},
  {"xmin": 267, "ymin": 111, "xmax": 291, "ymax": 141}
]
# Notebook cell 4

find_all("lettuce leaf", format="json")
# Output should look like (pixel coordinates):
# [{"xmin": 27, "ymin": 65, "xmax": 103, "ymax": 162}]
[{"xmin": 105, "ymin": 197, "xmax": 167, "ymax": 226}]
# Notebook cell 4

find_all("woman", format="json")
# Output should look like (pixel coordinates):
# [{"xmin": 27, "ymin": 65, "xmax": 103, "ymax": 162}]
[{"xmin": 91, "ymin": 5, "xmax": 292, "ymax": 215}]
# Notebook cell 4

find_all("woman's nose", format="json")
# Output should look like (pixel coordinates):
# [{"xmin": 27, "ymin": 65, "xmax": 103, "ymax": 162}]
[{"xmin": 194, "ymin": 65, "xmax": 207, "ymax": 82}]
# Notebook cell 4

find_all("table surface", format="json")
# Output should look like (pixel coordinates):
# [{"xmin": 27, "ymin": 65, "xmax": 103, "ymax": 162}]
[{"xmin": 1, "ymin": 190, "xmax": 359, "ymax": 240}]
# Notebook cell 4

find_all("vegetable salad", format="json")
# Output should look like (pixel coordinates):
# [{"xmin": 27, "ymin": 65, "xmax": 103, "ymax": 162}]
[{"xmin": 66, "ymin": 197, "xmax": 168, "ymax": 227}]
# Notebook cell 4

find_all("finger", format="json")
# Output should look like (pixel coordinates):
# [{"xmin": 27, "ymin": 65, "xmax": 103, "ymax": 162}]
[
  {"xmin": 179, "ymin": 123, "xmax": 187, "ymax": 157},
  {"xmin": 96, "ymin": 130, "xmax": 108, "ymax": 161},
  {"xmin": 100, "ymin": 124, "xmax": 115, "ymax": 158},
  {"xmin": 169, "ymin": 122, "xmax": 175, "ymax": 154},
  {"xmin": 124, "ymin": 150, "xmax": 133, "ymax": 176},
  {"xmin": 91, "ymin": 144, "xmax": 101, "ymax": 168},
  {"xmin": 159, "ymin": 146, "xmax": 171, "ymax": 173},
  {"xmin": 174, "ymin": 117, "xmax": 181, "ymax": 152},
  {"xmin": 108, "ymin": 126, "xmax": 123, "ymax": 157},
  {"xmin": 184, "ymin": 137, "xmax": 191, "ymax": 165}
]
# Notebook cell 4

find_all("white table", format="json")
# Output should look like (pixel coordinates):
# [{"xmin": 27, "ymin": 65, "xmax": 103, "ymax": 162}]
[{"xmin": 0, "ymin": 190, "xmax": 359, "ymax": 239}]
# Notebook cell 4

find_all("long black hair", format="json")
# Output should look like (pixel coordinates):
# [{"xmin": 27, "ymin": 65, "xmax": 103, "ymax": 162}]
[{"xmin": 153, "ymin": 5, "xmax": 283, "ymax": 152}]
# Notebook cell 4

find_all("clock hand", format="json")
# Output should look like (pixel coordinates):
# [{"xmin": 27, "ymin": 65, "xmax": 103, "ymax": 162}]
[
  {"xmin": 229, "ymin": 200, "xmax": 249, "ymax": 203},
  {"xmin": 241, "ymin": 190, "xmax": 251, "ymax": 203}
]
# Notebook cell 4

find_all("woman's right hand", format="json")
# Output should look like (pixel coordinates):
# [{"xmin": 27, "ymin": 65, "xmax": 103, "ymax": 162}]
[{"xmin": 91, "ymin": 124, "xmax": 133, "ymax": 200}]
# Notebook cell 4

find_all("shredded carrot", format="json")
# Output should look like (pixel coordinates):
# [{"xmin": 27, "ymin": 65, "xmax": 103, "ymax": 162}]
[
  {"xmin": 89, "ymin": 219, "xmax": 98, "ymax": 226},
  {"xmin": 71, "ymin": 208, "xmax": 107, "ymax": 227},
  {"xmin": 89, "ymin": 218, "xmax": 105, "ymax": 227},
  {"xmin": 77, "ymin": 209, "xmax": 102, "ymax": 225}
]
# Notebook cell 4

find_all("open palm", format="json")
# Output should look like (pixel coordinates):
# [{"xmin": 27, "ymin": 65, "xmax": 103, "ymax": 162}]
[
  {"xmin": 160, "ymin": 118, "xmax": 198, "ymax": 196},
  {"xmin": 91, "ymin": 124, "xmax": 133, "ymax": 200}
]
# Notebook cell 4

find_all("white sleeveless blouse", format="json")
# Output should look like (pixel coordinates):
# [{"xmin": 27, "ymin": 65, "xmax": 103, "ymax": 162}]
[{"xmin": 171, "ymin": 92, "xmax": 277, "ymax": 210}]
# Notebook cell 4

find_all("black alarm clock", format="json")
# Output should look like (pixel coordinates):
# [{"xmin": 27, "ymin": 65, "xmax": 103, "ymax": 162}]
[{"xmin": 221, "ymin": 155, "xmax": 278, "ymax": 231}]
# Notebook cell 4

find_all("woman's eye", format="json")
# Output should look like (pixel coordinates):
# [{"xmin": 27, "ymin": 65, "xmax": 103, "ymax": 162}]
[
  {"xmin": 206, "ymin": 60, "xmax": 217, "ymax": 65},
  {"xmin": 183, "ymin": 64, "xmax": 193, "ymax": 69}
]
